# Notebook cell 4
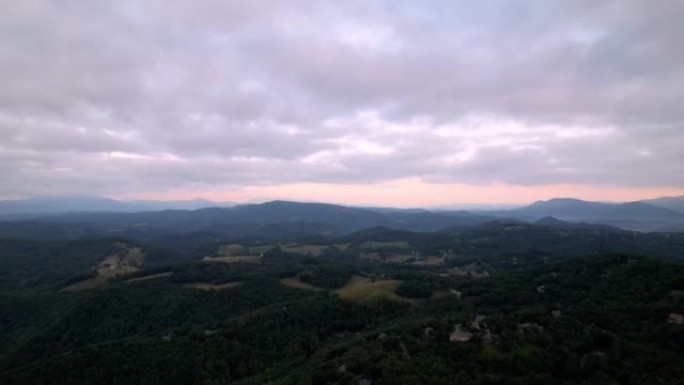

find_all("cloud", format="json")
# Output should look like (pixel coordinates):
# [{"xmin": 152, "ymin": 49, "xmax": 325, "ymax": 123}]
[{"xmin": 0, "ymin": 0, "xmax": 683, "ymax": 198}]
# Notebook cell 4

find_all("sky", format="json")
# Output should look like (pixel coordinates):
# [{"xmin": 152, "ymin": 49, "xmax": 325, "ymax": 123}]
[{"xmin": 1, "ymin": 0, "xmax": 683, "ymax": 207}]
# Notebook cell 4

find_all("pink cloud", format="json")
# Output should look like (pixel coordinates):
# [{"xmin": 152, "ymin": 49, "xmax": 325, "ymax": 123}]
[{"xmin": 120, "ymin": 178, "xmax": 684, "ymax": 207}]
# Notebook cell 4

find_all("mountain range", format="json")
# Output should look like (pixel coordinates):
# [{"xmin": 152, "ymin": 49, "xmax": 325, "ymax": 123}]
[
  {"xmin": 0, "ymin": 196, "xmax": 233, "ymax": 217},
  {"xmin": 0, "ymin": 196, "xmax": 683, "ymax": 234},
  {"xmin": 495, "ymin": 197, "xmax": 684, "ymax": 231}
]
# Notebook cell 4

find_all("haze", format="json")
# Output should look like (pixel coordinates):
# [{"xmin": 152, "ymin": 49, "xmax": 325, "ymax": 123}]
[{"xmin": 2, "ymin": 0, "xmax": 683, "ymax": 207}]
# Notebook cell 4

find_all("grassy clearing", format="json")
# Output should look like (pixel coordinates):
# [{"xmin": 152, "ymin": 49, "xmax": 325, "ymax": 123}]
[
  {"xmin": 247, "ymin": 245, "xmax": 273, "ymax": 255},
  {"xmin": 281, "ymin": 244, "xmax": 328, "ymax": 256},
  {"xmin": 359, "ymin": 252, "xmax": 382, "ymax": 260},
  {"xmin": 62, "ymin": 275, "xmax": 109, "ymax": 292},
  {"xmin": 280, "ymin": 276, "xmax": 322, "ymax": 291},
  {"xmin": 335, "ymin": 275, "xmax": 413, "ymax": 304},
  {"xmin": 412, "ymin": 256, "xmax": 445, "ymax": 266},
  {"xmin": 217, "ymin": 243, "xmax": 248, "ymax": 256},
  {"xmin": 63, "ymin": 243, "xmax": 145, "ymax": 292},
  {"xmin": 361, "ymin": 241, "xmax": 411, "ymax": 250},
  {"xmin": 387, "ymin": 254, "xmax": 415, "ymax": 263},
  {"xmin": 125, "ymin": 272, "xmax": 172, "ymax": 283},
  {"xmin": 185, "ymin": 281, "xmax": 243, "ymax": 291},
  {"xmin": 205, "ymin": 255, "xmax": 262, "ymax": 264},
  {"xmin": 333, "ymin": 243, "xmax": 351, "ymax": 251}
]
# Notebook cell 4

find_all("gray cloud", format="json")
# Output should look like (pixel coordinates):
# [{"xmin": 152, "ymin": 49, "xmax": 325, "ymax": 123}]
[{"xmin": 1, "ymin": 0, "xmax": 683, "ymax": 197}]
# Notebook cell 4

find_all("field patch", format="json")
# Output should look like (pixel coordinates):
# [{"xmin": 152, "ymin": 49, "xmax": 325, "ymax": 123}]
[
  {"xmin": 387, "ymin": 254, "xmax": 415, "ymax": 263},
  {"xmin": 280, "ymin": 276, "xmax": 322, "ymax": 291},
  {"xmin": 281, "ymin": 244, "xmax": 328, "ymax": 256},
  {"xmin": 412, "ymin": 256, "xmax": 445, "ymax": 266},
  {"xmin": 335, "ymin": 275, "xmax": 413, "ymax": 304},
  {"xmin": 204, "ymin": 255, "xmax": 262, "ymax": 264},
  {"xmin": 359, "ymin": 252, "xmax": 382, "ymax": 260},
  {"xmin": 216, "ymin": 244, "xmax": 273, "ymax": 257},
  {"xmin": 217, "ymin": 243, "xmax": 248, "ymax": 256},
  {"xmin": 63, "ymin": 243, "xmax": 146, "ymax": 292},
  {"xmin": 333, "ymin": 243, "xmax": 351, "ymax": 251},
  {"xmin": 125, "ymin": 272, "xmax": 172, "ymax": 283},
  {"xmin": 247, "ymin": 245, "xmax": 273, "ymax": 255},
  {"xmin": 185, "ymin": 281, "xmax": 243, "ymax": 291},
  {"xmin": 361, "ymin": 241, "xmax": 411, "ymax": 250}
]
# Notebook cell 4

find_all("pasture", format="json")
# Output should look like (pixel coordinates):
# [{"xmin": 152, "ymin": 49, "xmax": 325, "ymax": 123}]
[
  {"xmin": 281, "ymin": 243, "xmax": 328, "ymax": 256},
  {"xmin": 185, "ymin": 281, "xmax": 243, "ymax": 291},
  {"xmin": 335, "ymin": 275, "xmax": 413, "ymax": 304},
  {"xmin": 62, "ymin": 243, "xmax": 145, "ymax": 291},
  {"xmin": 205, "ymin": 255, "xmax": 262, "ymax": 264},
  {"xmin": 280, "ymin": 276, "xmax": 322, "ymax": 291}
]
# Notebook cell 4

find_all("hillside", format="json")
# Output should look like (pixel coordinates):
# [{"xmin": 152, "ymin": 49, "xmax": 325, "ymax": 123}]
[
  {"xmin": 496, "ymin": 198, "xmax": 684, "ymax": 232},
  {"xmin": 642, "ymin": 196, "xmax": 684, "ymax": 213},
  {"xmin": 1, "ymin": 250, "xmax": 683, "ymax": 384},
  {"xmin": 1, "ymin": 201, "xmax": 684, "ymax": 384}
]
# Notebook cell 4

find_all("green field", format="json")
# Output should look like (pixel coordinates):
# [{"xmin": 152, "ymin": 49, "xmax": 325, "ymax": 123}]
[
  {"xmin": 63, "ymin": 243, "xmax": 145, "ymax": 291},
  {"xmin": 412, "ymin": 256, "xmax": 445, "ymax": 266},
  {"xmin": 280, "ymin": 276, "xmax": 322, "ymax": 291},
  {"xmin": 246, "ymin": 245, "xmax": 274, "ymax": 255},
  {"xmin": 333, "ymin": 243, "xmax": 351, "ymax": 250},
  {"xmin": 360, "ymin": 241, "xmax": 411, "ymax": 250},
  {"xmin": 281, "ymin": 244, "xmax": 329, "ymax": 256},
  {"xmin": 205, "ymin": 255, "xmax": 262, "ymax": 264},
  {"xmin": 335, "ymin": 275, "xmax": 413, "ymax": 304},
  {"xmin": 125, "ymin": 272, "xmax": 172, "ymax": 283},
  {"xmin": 185, "ymin": 281, "xmax": 243, "ymax": 291},
  {"xmin": 387, "ymin": 254, "xmax": 415, "ymax": 263},
  {"xmin": 217, "ymin": 243, "xmax": 248, "ymax": 256}
]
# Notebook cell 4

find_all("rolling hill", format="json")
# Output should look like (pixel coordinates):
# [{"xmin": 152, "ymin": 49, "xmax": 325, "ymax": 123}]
[
  {"xmin": 493, "ymin": 198, "xmax": 684, "ymax": 232},
  {"xmin": 642, "ymin": 196, "xmax": 684, "ymax": 213}
]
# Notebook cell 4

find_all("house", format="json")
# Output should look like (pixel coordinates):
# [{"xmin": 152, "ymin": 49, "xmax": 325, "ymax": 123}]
[
  {"xmin": 450, "ymin": 324, "xmax": 472, "ymax": 343},
  {"xmin": 482, "ymin": 329, "xmax": 501, "ymax": 345},
  {"xmin": 471, "ymin": 315, "xmax": 487, "ymax": 330},
  {"xmin": 667, "ymin": 313, "xmax": 684, "ymax": 325},
  {"xmin": 517, "ymin": 323, "xmax": 544, "ymax": 334}
]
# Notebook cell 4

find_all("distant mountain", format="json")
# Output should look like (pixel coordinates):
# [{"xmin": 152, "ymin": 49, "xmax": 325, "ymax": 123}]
[
  {"xmin": 0, "ymin": 200, "xmax": 501, "ymax": 240},
  {"xmin": 126, "ymin": 198, "xmax": 231, "ymax": 211},
  {"xmin": 641, "ymin": 196, "xmax": 684, "ymax": 213},
  {"xmin": 3, "ymin": 197, "xmax": 684, "ymax": 238},
  {"xmin": 0, "ymin": 196, "xmax": 127, "ymax": 216},
  {"xmin": 495, "ymin": 198, "xmax": 684, "ymax": 232},
  {"xmin": 533, "ymin": 216, "xmax": 622, "ymax": 231},
  {"xmin": 0, "ymin": 196, "xmax": 232, "ymax": 216}
]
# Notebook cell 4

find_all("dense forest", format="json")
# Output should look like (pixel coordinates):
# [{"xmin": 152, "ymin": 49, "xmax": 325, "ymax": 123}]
[{"xmin": 1, "ymin": 218, "xmax": 684, "ymax": 384}]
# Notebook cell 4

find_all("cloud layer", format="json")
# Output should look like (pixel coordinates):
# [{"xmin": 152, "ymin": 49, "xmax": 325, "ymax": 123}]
[{"xmin": 1, "ymin": 0, "xmax": 683, "ymax": 198}]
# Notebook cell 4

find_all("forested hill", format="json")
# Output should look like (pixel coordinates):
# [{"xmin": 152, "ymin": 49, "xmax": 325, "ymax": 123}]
[
  {"xmin": 1, "ymin": 252, "xmax": 683, "ymax": 384},
  {"xmin": 1, "ymin": 200, "xmax": 684, "ymax": 384},
  {"xmin": 2, "ymin": 222, "xmax": 684, "ymax": 293}
]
